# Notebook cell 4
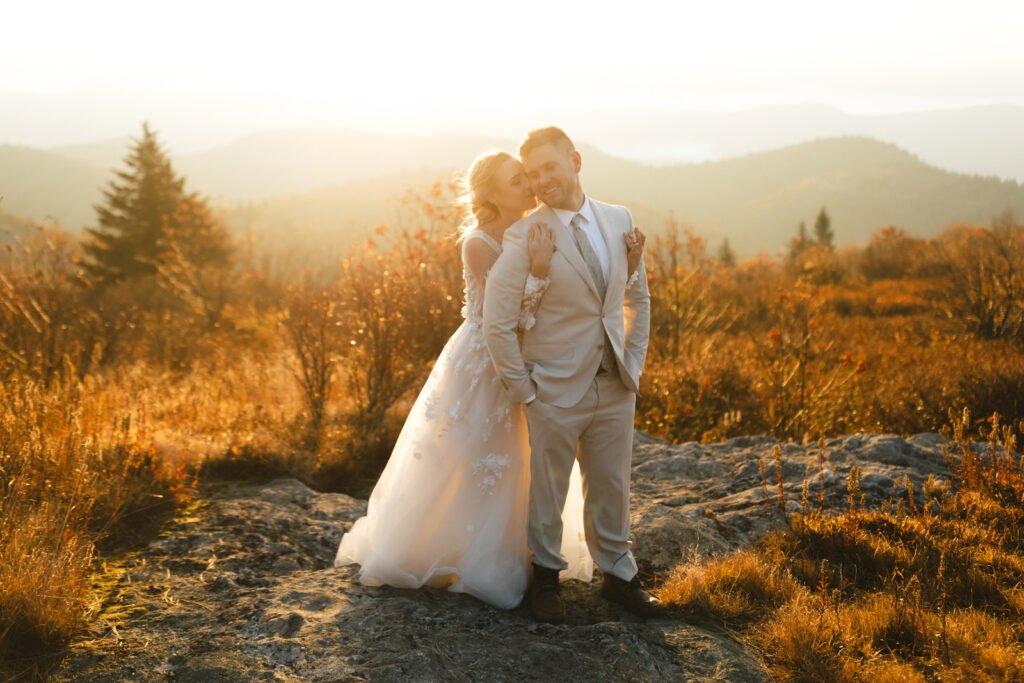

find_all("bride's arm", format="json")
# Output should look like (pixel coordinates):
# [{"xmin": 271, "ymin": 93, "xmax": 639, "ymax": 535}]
[
  {"xmin": 464, "ymin": 237, "xmax": 499, "ymax": 286},
  {"xmin": 483, "ymin": 227, "xmax": 533, "ymax": 404},
  {"xmin": 623, "ymin": 226, "xmax": 647, "ymax": 286},
  {"xmin": 519, "ymin": 222, "xmax": 555, "ymax": 331}
]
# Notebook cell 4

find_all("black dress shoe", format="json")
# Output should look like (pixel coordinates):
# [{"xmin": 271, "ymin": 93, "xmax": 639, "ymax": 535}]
[
  {"xmin": 600, "ymin": 572, "xmax": 667, "ymax": 617},
  {"xmin": 528, "ymin": 563, "xmax": 565, "ymax": 624}
]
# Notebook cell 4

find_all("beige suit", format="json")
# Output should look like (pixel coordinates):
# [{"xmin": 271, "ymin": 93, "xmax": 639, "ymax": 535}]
[{"xmin": 483, "ymin": 199, "xmax": 650, "ymax": 580}]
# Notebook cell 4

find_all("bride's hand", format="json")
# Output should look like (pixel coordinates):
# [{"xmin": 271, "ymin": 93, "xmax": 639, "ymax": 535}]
[
  {"xmin": 623, "ymin": 227, "xmax": 646, "ymax": 277},
  {"xmin": 528, "ymin": 221, "xmax": 555, "ymax": 279}
]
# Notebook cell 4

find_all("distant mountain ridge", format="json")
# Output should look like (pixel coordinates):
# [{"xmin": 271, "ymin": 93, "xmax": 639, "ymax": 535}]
[
  {"xmin": 0, "ymin": 145, "xmax": 107, "ymax": 229},
  {"xmin": 0, "ymin": 205, "xmax": 37, "ymax": 243},
  {"xmin": 177, "ymin": 129, "xmax": 509, "ymax": 200},
  {"xmin": 3, "ymin": 132, "xmax": 1022, "ymax": 254},
  {"xmin": 580, "ymin": 103, "xmax": 1024, "ymax": 181},
  {"xmin": 4, "ymin": 90, "xmax": 1023, "ymax": 181},
  {"xmin": 221, "ymin": 135, "xmax": 1024, "ymax": 254},
  {"xmin": 582, "ymin": 136, "xmax": 1024, "ymax": 251}
]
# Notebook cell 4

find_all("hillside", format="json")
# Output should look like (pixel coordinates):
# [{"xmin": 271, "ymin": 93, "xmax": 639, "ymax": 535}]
[
  {"xmin": 583, "ymin": 136, "xmax": 1024, "ymax": 251},
  {"xmin": 48, "ymin": 136, "xmax": 132, "ymax": 171},
  {"xmin": 224, "ymin": 136, "xmax": 1024, "ymax": 254},
  {"xmin": 0, "ymin": 206, "xmax": 37, "ymax": 242},
  {"xmin": 5, "ymin": 90, "xmax": 1024, "ymax": 180},
  {"xmin": 177, "ymin": 129, "xmax": 508, "ymax": 200},
  {"xmin": 0, "ymin": 145, "xmax": 107, "ymax": 229},
  {"xmin": 583, "ymin": 103, "xmax": 1024, "ymax": 181},
  {"xmin": 7, "ymin": 132, "xmax": 1024, "ymax": 253}
]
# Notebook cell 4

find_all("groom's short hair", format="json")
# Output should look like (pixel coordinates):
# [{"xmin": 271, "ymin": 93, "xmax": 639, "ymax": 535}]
[{"xmin": 518, "ymin": 126, "xmax": 576, "ymax": 158}]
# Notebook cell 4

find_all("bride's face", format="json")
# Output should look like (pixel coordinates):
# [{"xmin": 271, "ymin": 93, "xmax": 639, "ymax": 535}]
[{"xmin": 488, "ymin": 158, "xmax": 537, "ymax": 217}]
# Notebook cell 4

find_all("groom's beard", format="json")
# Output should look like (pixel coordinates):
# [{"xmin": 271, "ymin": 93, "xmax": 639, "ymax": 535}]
[
  {"xmin": 534, "ymin": 175, "xmax": 583, "ymax": 211},
  {"xmin": 537, "ymin": 183, "xmax": 574, "ymax": 210}
]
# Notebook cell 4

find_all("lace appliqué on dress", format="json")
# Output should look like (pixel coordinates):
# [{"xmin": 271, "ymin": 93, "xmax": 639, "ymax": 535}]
[
  {"xmin": 472, "ymin": 453, "xmax": 511, "ymax": 495},
  {"xmin": 626, "ymin": 267, "xmax": 641, "ymax": 289},
  {"xmin": 517, "ymin": 274, "xmax": 550, "ymax": 331}
]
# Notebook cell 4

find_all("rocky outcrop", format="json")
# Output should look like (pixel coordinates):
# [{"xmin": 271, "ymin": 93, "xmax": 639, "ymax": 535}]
[
  {"xmin": 54, "ymin": 432, "xmax": 953, "ymax": 682},
  {"xmin": 628, "ymin": 431, "xmax": 950, "ymax": 577}
]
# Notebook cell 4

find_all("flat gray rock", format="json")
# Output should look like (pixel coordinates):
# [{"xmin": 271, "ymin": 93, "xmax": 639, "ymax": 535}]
[{"xmin": 54, "ymin": 431, "xmax": 959, "ymax": 682}]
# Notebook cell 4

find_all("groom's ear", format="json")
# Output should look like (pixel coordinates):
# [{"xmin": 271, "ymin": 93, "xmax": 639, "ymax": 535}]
[{"xmin": 571, "ymin": 150, "xmax": 582, "ymax": 174}]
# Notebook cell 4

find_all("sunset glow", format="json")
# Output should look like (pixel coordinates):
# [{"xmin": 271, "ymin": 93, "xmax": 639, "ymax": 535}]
[{"xmin": 6, "ymin": 0, "xmax": 1023, "ymax": 113}]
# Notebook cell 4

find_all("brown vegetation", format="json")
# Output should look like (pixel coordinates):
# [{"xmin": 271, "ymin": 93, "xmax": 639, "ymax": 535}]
[
  {"xmin": 2, "ymin": 163, "xmax": 1024, "ymax": 677},
  {"xmin": 656, "ymin": 410, "xmax": 1024, "ymax": 680},
  {"xmin": 638, "ymin": 218, "xmax": 1024, "ymax": 444}
]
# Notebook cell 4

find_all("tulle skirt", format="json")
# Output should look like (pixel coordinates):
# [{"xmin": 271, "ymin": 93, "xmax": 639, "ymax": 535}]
[{"xmin": 335, "ymin": 320, "xmax": 592, "ymax": 609}]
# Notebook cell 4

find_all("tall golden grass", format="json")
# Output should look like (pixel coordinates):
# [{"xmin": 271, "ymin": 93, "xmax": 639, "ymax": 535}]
[
  {"xmin": 1, "ymin": 189, "xmax": 1023, "ymax": 676},
  {"xmin": 656, "ymin": 410, "xmax": 1024, "ymax": 680}
]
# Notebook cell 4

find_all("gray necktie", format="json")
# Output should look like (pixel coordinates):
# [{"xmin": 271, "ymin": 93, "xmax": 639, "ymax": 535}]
[
  {"xmin": 570, "ymin": 213, "xmax": 617, "ymax": 375},
  {"xmin": 570, "ymin": 213, "xmax": 606, "ymax": 299}
]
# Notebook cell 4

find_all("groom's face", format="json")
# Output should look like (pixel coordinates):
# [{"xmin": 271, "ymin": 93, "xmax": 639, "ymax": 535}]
[{"xmin": 521, "ymin": 142, "xmax": 582, "ymax": 211}]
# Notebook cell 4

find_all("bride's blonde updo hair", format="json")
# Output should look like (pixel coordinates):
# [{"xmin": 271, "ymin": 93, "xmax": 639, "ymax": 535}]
[{"xmin": 456, "ymin": 149, "xmax": 515, "ymax": 241}]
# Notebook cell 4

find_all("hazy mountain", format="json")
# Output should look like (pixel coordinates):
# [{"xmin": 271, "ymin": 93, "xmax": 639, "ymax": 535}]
[
  {"xmin": 581, "ymin": 136, "xmax": 1024, "ymax": 253},
  {"xmin": 0, "ymin": 145, "xmax": 107, "ymax": 228},
  {"xmin": 0, "ymin": 88, "xmax": 351, "ymax": 154},
  {"xmin": 224, "ymin": 136, "xmax": 1024, "ymax": 255},
  {"xmin": 586, "ymin": 103, "xmax": 1024, "ymax": 181},
  {"xmin": 176, "ymin": 129, "xmax": 510, "ymax": 200},
  {"xmin": 6, "ymin": 131, "xmax": 1023, "ymax": 255},
  {"xmin": 0, "ymin": 206, "xmax": 37, "ymax": 243},
  {"xmin": 49, "ymin": 136, "xmax": 132, "ymax": 171},
  {"xmin": 3, "ymin": 89, "xmax": 1024, "ymax": 181}
]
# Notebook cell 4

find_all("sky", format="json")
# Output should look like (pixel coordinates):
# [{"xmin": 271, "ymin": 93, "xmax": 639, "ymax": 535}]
[{"xmin": 5, "ymin": 0, "xmax": 1024, "ymax": 114}]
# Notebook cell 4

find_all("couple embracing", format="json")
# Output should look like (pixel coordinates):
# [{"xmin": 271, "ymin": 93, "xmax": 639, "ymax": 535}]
[{"xmin": 335, "ymin": 126, "xmax": 665, "ymax": 622}]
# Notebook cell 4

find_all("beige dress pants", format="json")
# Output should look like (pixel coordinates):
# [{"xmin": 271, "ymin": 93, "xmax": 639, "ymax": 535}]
[{"xmin": 523, "ymin": 371, "xmax": 638, "ymax": 582}]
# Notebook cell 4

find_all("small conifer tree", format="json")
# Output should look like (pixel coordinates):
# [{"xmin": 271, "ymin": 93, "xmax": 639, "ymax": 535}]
[
  {"xmin": 83, "ymin": 122, "xmax": 229, "ymax": 283},
  {"xmin": 788, "ymin": 220, "xmax": 812, "ymax": 261},
  {"xmin": 813, "ymin": 206, "xmax": 834, "ymax": 249},
  {"xmin": 717, "ymin": 236, "xmax": 736, "ymax": 267}
]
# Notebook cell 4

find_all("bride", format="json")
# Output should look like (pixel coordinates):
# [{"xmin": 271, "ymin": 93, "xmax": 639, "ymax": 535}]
[{"xmin": 335, "ymin": 149, "xmax": 645, "ymax": 609}]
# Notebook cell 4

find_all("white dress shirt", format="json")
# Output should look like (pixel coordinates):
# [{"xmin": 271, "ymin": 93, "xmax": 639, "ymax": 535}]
[{"xmin": 552, "ymin": 195, "xmax": 610, "ymax": 284}]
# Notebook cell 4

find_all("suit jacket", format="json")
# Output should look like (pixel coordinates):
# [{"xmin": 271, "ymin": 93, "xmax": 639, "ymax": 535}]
[{"xmin": 483, "ymin": 199, "xmax": 651, "ymax": 408}]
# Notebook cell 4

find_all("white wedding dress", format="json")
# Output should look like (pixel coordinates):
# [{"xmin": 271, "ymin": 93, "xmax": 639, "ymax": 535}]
[{"xmin": 335, "ymin": 230, "xmax": 592, "ymax": 609}]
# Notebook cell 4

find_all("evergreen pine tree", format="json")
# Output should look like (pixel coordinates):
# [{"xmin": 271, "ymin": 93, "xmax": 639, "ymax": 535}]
[
  {"xmin": 716, "ymin": 236, "xmax": 736, "ymax": 267},
  {"xmin": 814, "ymin": 206, "xmax": 834, "ymax": 248},
  {"xmin": 788, "ymin": 220, "xmax": 811, "ymax": 261},
  {"xmin": 82, "ymin": 122, "xmax": 230, "ymax": 283}
]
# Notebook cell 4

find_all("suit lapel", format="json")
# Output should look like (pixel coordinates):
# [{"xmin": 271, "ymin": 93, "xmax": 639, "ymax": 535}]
[
  {"xmin": 543, "ymin": 206, "xmax": 601, "ymax": 300},
  {"xmin": 591, "ymin": 200, "xmax": 627, "ymax": 308}
]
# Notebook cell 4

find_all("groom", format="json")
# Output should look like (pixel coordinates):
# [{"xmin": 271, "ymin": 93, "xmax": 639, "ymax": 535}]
[{"xmin": 483, "ymin": 126, "xmax": 664, "ymax": 622}]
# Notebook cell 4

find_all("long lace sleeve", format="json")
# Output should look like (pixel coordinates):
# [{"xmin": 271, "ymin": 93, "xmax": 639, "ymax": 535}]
[{"xmin": 517, "ymin": 273, "xmax": 550, "ymax": 331}]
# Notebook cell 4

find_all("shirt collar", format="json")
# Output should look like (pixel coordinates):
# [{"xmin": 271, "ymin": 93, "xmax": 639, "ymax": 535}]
[{"xmin": 551, "ymin": 195, "xmax": 596, "ymax": 230}]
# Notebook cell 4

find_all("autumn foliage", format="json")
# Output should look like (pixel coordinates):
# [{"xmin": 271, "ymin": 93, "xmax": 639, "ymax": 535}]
[{"xmin": 2, "ymin": 167, "xmax": 1024, "ymax": 676}]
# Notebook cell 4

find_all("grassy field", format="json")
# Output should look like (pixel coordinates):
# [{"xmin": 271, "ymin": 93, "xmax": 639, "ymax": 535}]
[{"xmin": 2, "ymin": 186, "xmax": 1023, "ymax": 678}]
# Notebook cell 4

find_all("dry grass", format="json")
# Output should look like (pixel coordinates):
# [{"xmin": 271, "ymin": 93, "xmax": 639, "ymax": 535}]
[
  {"xmin": 0, "ymin": 373, "xmax": 187, "ymax": 672},
  {"xmin": 2, "ymin": 190, "xmax": 1023, "ymax": 676},
  {"xmin": 0, "ymin": 189, "xmax": 462, "ymax": 673},
  {"xmin": 657, "ymin": 413, "xmax": 1024, "ymax": 680},
  {"xmin": 656, "ymin": 549, "xmax": 799, "ymax": 626},
  {"xmin": 0, "ymin": 488, "xmax": 93, "ymax": 676}
]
